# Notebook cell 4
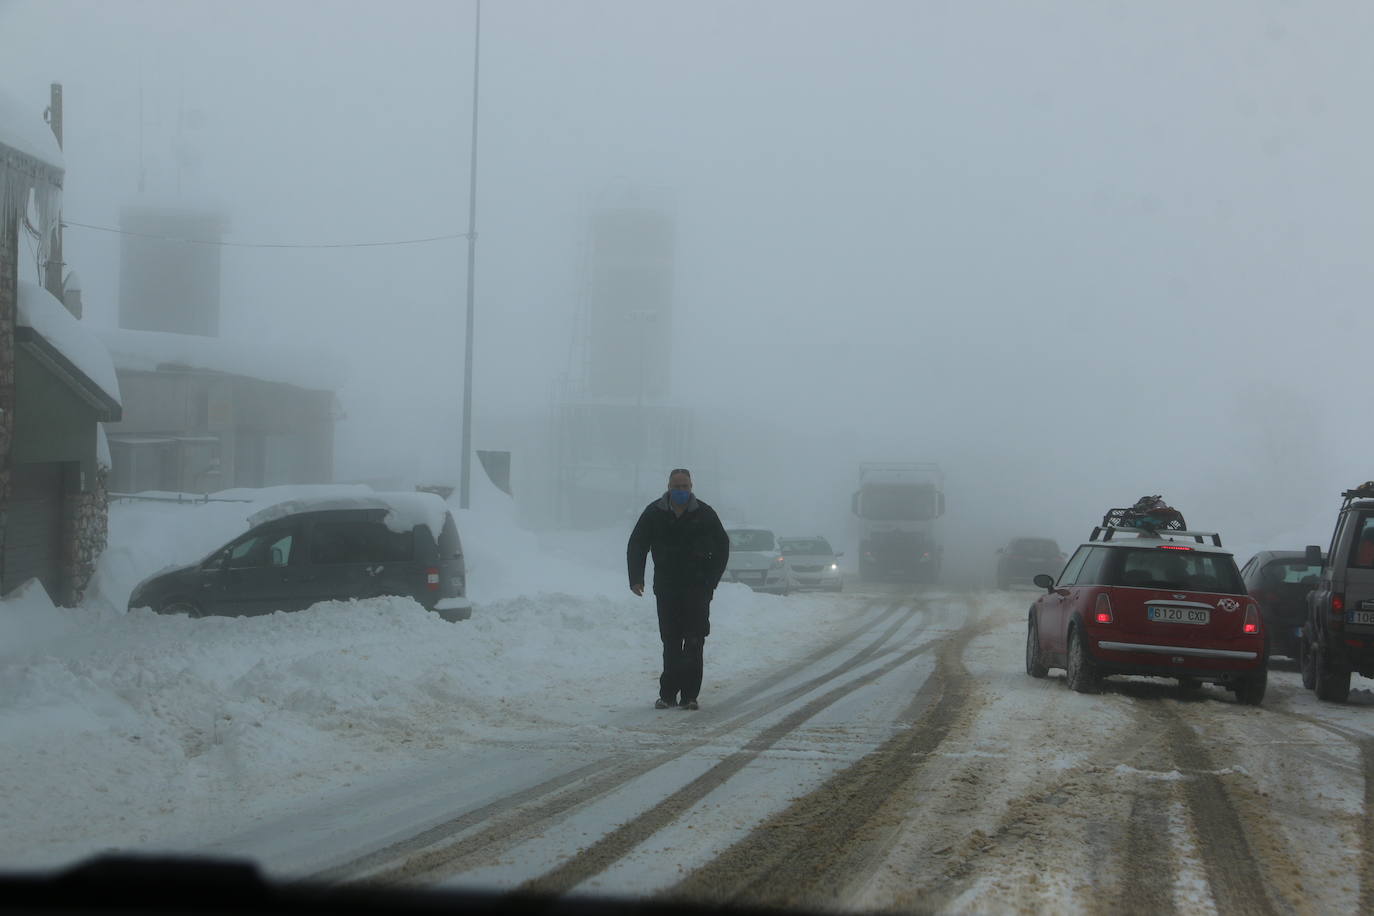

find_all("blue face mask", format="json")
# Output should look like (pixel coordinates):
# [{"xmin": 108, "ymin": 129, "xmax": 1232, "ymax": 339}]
[{"xmin": 670, "ymin": 489, "xmax": 692, "ymax": 506}]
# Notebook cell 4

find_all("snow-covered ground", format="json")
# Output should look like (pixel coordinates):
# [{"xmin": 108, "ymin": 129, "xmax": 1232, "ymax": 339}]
[
  {"xmin": 0, "ymin": 480, "xmax": 849, "ymax": 870},
  {"xmin": 8, "ymin": 479, "xmax": 1374, "ymax": 913}
]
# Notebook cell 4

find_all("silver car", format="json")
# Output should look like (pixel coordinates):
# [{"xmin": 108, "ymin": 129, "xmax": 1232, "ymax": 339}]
[
  {"xmin": 778, "ymin": 536, "xmax": 844, "ymax": 592},
  {"xmin": 723, "ymin": 528, "xmax": 795, "ymax": 595}
]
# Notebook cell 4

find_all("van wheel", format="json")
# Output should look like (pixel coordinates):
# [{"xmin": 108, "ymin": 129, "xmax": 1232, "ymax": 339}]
[
  {"xmin": 1065, "ymin": 626, "xmax": 1100, "ymax": 694},
  {"xmin": 1299, "ymin": 629, "xmax": 1317, "ymax": 690},
  {"xmin": 1233, "ymin": 668, "xmax": 1267, "ymax": 706},
  {"xmin": 1025, "ymin": 614, "xmax": 1048, "ymax": 679},
  {"xmin": 1315, "ymin": 646, "xmax": 1352, "ymax": 703},
  {"xmin": 161, "ymin": 597, "xmax": 203, "ymax": 618}
]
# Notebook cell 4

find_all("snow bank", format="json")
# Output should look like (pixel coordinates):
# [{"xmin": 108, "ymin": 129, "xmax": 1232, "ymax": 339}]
[
  {"xmin": 1, "ymin": 546, "xmax": 826, "ymax": 869},
  {"xmin": 4, "ymin": 467, "xmax": 826, "ymax": 868},
  {"xmin": 17, "ymin": 281, "xmax": 121, "ymax": 406}
]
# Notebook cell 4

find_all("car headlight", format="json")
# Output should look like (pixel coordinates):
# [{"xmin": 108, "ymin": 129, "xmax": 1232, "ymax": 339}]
[{"xmin": 829, "ymin": 563, "xmax": 838, "ymax": 571}]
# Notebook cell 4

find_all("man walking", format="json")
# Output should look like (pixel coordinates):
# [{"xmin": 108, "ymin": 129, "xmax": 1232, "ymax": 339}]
[{"xmin": 627, "ymin": 468, "xmax": 730, "ymax": 710}]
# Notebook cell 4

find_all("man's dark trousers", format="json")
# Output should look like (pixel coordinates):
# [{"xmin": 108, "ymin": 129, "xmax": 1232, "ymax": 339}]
[{"xmin": 657, "ymin": 587, "xmax": 711, "ymax": 703}]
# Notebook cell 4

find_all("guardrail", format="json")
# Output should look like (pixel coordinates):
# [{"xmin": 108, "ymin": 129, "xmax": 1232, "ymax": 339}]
[{"xmin": 109, "ymin": 492, "xmax": 254, "ymax": 505}]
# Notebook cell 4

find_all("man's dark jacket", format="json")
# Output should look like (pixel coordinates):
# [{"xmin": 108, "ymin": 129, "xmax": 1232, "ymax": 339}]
[{"xmin": 627, "ymin": 494, "xmax": 730, "ymax": 594}]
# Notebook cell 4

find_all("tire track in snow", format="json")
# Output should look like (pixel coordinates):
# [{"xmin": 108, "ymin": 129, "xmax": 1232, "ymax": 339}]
[
  {"xmin": 874, "ymin": 689, "xmax": 1175, "ymax": 914},
  {"xmin": 321, "ymin": 593, "xmax": 924, "ymax": 884},
  {"xmin": 655, "ymin": 604, "xmax": 997, "ymax": 909},
  {"xmin": 1259, "ymin": 687, "xmax": 1374, "ymax": 913},
  {"xmin": 517, "ymin": 600, "xmax": 978, "ymax": 897},
  {"xmin": 1150, "ymin": 707, "xmax": 1279, "ymax": 916}
]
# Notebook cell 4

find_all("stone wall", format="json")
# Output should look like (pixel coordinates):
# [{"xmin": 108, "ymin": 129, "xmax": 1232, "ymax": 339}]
[
  {"xmin": 60, "ymin": 465, "xmax": 108, "ymax": 606},
  {"xmin": 0, "ymin": 215, "xmax": 16, "ymax": 587}
]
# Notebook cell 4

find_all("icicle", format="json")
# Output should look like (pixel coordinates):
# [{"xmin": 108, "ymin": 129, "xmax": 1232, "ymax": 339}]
[{"xmin": 1, "ymin": 144, "xmax": 64, "ymax": 263}]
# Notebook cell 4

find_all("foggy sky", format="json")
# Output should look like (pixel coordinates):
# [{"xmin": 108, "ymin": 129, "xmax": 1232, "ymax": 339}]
[{"xmin": 4, "ymin": 0, "xmax": 1373, "ymax": 565}]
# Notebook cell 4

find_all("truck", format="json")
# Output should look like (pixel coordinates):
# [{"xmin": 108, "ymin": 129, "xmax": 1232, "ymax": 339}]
[{"xmin": 852, "ymin": 463, "xmax": 946, "ymax": 582}]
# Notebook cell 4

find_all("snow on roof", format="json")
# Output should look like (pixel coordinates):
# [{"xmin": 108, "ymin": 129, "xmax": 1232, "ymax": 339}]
[
  {"xmin": 96, "ymin": 327, "xmax": 345, "ymax": 393},
  {"xmin": 244, "ymin": 487, "xmax": 451, "ymax": 536},
  {"xmin": 16, "ymin": 282, "xmax": 121, "ymax": 407},
  {"xmin": 0, "ymin": 86, "xmax": 63, "ymax": 171}
]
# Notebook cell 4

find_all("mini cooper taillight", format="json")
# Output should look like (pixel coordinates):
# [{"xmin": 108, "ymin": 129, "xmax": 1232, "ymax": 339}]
[
  {"xmin": 1243, "ymin": 602, "xmax": 1260, "ymax": 635},
  {"xmin": 1094, "ymin": 593, "xmax": 1113, "ymax": 624},
  {"xmin": 1332, "ymin": 593, "xmax": 1346, "ymax": 616},
  {"xmin": 426, "ymin": 567, "xmax": 440, "ymax": 590}
]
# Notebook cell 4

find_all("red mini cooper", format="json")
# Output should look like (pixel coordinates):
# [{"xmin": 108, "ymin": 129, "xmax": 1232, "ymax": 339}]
[{"xmin": 1024, "ymin": 524, "xmax": 1267, "ymax": 704}]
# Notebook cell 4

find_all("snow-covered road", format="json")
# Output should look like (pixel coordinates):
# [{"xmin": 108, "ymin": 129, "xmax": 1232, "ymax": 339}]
[
  {"xmin": 11, "ymin": 519, "xmax": 1374, "ymax": 915},
  {"xmin": 82, "ymin": 586, "xmax": 1374, "ymax": 914}
]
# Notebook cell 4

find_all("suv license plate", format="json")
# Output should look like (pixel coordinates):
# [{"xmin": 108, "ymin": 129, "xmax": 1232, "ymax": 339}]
[
  {"xmin": 1149, "ymin": 607, "xmax": 1210, "ymax": 625},
  {"xmin": 1348, "ymin": 611, "xmax": 1374, "ymax": 626}
]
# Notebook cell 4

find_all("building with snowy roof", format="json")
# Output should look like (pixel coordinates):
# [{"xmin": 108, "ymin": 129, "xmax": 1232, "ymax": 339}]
[
  {"xmin": 97, "ymin": 325, "xmax": 341, "ymax": 494},
  {"xmin": 2, "ymin": 86, "xmax": 122, "ymax": 605}
]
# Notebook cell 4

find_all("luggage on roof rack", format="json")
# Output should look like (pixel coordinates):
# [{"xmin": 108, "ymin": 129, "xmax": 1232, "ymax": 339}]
[{"xmin": 1101, "ymin": 495, "xmax": 1187, "ymax": 533}]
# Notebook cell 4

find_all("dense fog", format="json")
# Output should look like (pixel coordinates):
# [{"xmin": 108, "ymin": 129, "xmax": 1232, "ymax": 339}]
[{"xmin": 5, "ymin": 0, "xmax": 1374, "ymax": 579}]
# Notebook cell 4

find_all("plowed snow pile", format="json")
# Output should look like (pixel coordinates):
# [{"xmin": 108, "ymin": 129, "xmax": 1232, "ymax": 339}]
[{"xmin": 0, "ymin": 483, "xmax": 845, "ymax": 868}]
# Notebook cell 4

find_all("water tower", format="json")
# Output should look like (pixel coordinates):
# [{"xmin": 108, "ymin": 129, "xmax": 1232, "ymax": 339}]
[{"xmin": 118, "ymin": 202, "xmax": 227, "ymax": 336}]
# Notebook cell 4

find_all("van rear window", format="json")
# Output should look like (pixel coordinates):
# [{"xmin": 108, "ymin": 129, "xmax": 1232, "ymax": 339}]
[{"xmin": 311, "ymin": 521, "xmax": 414, "ymax": 565}]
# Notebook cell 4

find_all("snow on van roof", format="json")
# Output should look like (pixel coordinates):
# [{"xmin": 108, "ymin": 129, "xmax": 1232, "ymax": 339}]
[{"xmin": 243, "ymin": 486, "xmax": 450, "ymax": 536}]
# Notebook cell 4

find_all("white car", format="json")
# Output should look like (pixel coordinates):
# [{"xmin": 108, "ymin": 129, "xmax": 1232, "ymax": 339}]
[
  {"xmin": 723, "ymin": 528, "xmax": 795, "ymax": 595},
  {"xmin": 778, "ymin": 536, "xmax": 844, "ymax": 592}
]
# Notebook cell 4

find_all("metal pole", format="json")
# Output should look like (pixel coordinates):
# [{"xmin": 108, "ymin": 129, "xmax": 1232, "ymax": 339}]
[
  {"xmin": 43, "ymin": 83, "xmax": 64, "ymax": 302},
  {"xmin": 459, "ymin": 0, "xmax": 482, "ymax": 509}
]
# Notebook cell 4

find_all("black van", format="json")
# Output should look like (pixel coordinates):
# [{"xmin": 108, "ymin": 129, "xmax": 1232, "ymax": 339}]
[{"xmin": 128, "ymin": 492, "xmax": 470, "ymax": 621}]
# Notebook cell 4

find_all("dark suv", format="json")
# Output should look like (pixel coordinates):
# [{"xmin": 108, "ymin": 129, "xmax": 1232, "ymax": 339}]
[
  {"xmin": 129, "ymin": 492, "xmax": 470, "ymax": 621},
  {"xmin": 1301, "ymin": 483, "xmax": 1374, "ymax": 702},
  {"xmin": 1240, "ymin": 550, "xmax": 1324, "ymax": 661}
]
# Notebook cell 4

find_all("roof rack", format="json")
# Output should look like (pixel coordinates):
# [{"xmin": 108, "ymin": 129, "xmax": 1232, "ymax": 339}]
[
  {"xmin": 1090, "ymin": 525, "xmax": 1222, "ymax": 547},
  {"xmin": 1341, "ymin": 481, "xmax": 1374, "ymax": 502}
]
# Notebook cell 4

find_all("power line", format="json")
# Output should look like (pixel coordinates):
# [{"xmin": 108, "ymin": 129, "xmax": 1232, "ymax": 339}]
[{"xmin": 63, "ymin": 219, "xmax": 473, "ymax": 249}]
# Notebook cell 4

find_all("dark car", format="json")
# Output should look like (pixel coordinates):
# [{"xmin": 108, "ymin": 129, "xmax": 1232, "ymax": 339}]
[
  {"xmin": 128, "ymin": 492, "xmax": 471, "ymax": 621},
  {"xmin": 1026, "ymin": 523, "xmax": 1266, "ymax": 704},
  {"xmin": 996, "ymin": 537, "xmax": 1065, "ymax": 589},
  {"xmin": 1240, "ymin": 550, "xmax": 1323, "ymax": 661}
]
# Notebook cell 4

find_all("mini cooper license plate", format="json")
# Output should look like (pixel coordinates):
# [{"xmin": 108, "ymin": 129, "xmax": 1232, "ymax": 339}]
[
  {"xmin": 1148, "ymin": 606, "xmax": 1210, "ymax": 625},
  {"xmin": 1348, "ymin": 610, "xmax": 1374, "ymax": 626}
]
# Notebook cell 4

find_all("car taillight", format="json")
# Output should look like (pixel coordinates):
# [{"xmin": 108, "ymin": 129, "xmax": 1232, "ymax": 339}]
[
  {"xmin": 775, "ymin": 556, "xmax": 785, "ymax": 565},
  {"xmin": 1332, "ymin": 593, "xmax": 1346, "ymax": 615},
  {"xmin": 1243, "ymin": 602, "xmax": 1260, "ymax": 635},
  {"xmin": 1094, "ymin": 593, "xmax": 1113, "ymax": 624},
  {"xmin": 426, "ymin": 567, "xmax": 440, "ymax": 590}
]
